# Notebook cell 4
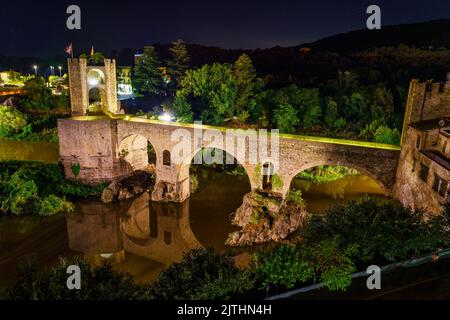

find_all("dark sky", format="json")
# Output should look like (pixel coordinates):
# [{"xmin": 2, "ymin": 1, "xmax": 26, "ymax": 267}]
[{"xmin": 2, "ymin": 0, "xmax": 450, "ymax": 57}]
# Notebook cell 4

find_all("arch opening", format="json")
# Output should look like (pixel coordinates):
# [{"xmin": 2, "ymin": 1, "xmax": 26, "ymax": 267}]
[
  {"xmin": 118, "ymin": 134, "xmax": 157, "ymax": 175},
  {"xmin": 88, "ymin": 87, "xmax": 106, "ymax": 113},
  {"xmin": 181, "ymin": 147, "xmax": 252, "ymax": 250},
  {"xmin": 288, "ymin": 164, "xmax": 387, "ymax": 214}
]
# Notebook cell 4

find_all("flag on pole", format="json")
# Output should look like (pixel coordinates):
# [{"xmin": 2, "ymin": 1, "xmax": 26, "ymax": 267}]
[{"xmin": 65, "ymin": 43, "xmax": 73, "ymax": 58}]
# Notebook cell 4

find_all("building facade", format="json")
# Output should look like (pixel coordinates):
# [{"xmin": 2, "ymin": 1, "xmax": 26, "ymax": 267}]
[{"xmin": 394, "ymin": 78, "xmax": 450, "ymax": 214}]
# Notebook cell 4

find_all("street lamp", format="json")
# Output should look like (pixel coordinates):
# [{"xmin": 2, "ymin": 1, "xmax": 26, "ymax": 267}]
[
  {"xmin": 33, "ymin": 65, "xmax": 38, "ymax": 76},
  {"xmin": 50, "ymin": 66, "xmax": 55, "ymax": 76},
  {"xmin": 58, "ymin": 66, "xmax": 62, "ymax": 77}
]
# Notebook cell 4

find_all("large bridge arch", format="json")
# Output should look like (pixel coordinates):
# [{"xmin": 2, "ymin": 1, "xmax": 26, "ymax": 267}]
[
  {"xmin": 117, "ymin": 133, "xmax": 158, "ymax": 176},
  {"xmin": 283, "ymin": 160, "xmax": 391, "ymax": 197},
  {"xmin": 177, "ymin": 145, "xmax": 258, "ymax": 195}
]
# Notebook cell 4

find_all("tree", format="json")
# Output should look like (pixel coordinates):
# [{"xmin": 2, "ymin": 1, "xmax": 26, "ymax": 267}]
[
  {"xmin": 234, "ymin": 54, "xmax": 258, "ymax": 120},
  {"xmin": 175, "ymin": 63, "xmax": 237, "ymax": 125},
  {"xmin": 0, "ymin": 105, "xmax": 27, "ymax": 137},
  {"xmin": 273, "ymin": 103, "xmax": 299, "ymax": 133},
  {"xmin": 324, "ymin": 98, "xmax": 338, "ymax": 128},
  {"xmin": 132, "ymin": 46, "xmax": 164, "ymax": 96},
  {"xmin": 19, "ymin": 77, "xmax": 54, "ymax": 110},
  {"xmin": 172, "ymin": 93, "xmax": 193, "ymax": 122},
  {"xmin": 374, "ymin": 125, "xmax": 401, "ymax": 145},
  {"xmin": 345, "ymin": 93, "xmax": 369, "ymax": 122},
  {"xmin": 167, "ymin": 39, "xmax": 190, "ymax": 91},
  {"xmin": 79, "ymin": 51, "xmax": 105, "ymax": 65},
  {"xmin": 372, "ymin": 87, "xmax": 395, "ymax": 116},
  {"xmin": 294, "ymin": 88, "xmax": 322, "ymax": 128}
]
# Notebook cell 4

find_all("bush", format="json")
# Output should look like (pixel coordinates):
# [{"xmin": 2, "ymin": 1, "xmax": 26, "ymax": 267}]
[
  {"xmin": 37, "ymin": 194, "xmax": 74, "ymax": 216},
  {"xmin": 5, "ymin": 258, "xmax": 142, "ymax": 300},
  {"xmin": 0, "ymin": 172, "xmax": 38, "ymax": 215},
  {"xmin": 288, "ymin": 189, "xmax": 306, "ymax": 206},
  {"xmin": 0, "ymin": 105, "xmax": 27, "ymax": 137},
  {"xmin": 254, "ymin": 237, "xmax": 356, "ymax": 291},
  {"xmin": 144, "ymin": 248, "xmax": 255, "ymax": 300},
  {"xmin": 300, "ymin": 197, "xmax": 450, "ymax": 264},
  {"xmin": 0, "ymin": 161, "xmax": 106, "ymax": 216}
]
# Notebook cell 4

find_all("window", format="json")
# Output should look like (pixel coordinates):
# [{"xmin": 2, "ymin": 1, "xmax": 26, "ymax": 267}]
[
  {"xmin": 419, "ymin": 164, "xmax": 429, "ymax": 182},
  {"xmin": 433, "ymin": 174, "xmax": 448, "ymax": 197},
  {"xmin": 439, "ymin": 83, "xmax": 445, "ymax": 93},
  {"xmin": 164, "ymin": 231, "xmax": 172, "ymax": 245},
  {"xmin": 433, "ymin": 174, "xmax": 440, "ymax": 192},
  {"xmin": 412, "ymin": 157, "xmax": 416, "ymax": 172},
  {"xmin": 416, "ymin": 136, "xmax": 421, "ymax": 149},
  {"xmin": 163, "ymin": 150, "xmax": 171, "ymax": 166}
]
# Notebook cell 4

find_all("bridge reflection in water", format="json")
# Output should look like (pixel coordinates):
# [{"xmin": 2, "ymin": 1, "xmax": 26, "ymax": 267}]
[{"xmin": 66, "ymin": 193, "xmax": 206, "ymax": 281}]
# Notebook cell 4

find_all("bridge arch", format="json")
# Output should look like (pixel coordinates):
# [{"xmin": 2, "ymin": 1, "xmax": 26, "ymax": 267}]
[
  {"xmin": 117, "ymin": 133, "xmax": 157, "ymax": 175},
  {"xmin": 284, "ymin": 160, "xmax": 391, "ymax": 197},
  {"xmin": 177, "ymin": 146, "xmax": 257, "ymax": 196}
]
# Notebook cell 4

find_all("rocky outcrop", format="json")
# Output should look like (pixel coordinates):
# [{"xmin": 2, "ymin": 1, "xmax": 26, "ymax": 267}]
[
  {"xmin": 101, "ymin": 170, "xmax": 154, "ymax": 203},
  {"xmin": 226, "ymin": 192, "xmax": 308, "ymax": 246}
]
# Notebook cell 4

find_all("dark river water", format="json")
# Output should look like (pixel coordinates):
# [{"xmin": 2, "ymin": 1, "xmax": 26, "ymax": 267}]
[{"xmin": 0, "ymin": 164, "xmax": 385, "ymax": 291}]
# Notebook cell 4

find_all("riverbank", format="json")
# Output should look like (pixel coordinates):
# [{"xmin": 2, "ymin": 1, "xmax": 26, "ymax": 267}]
[{"xmin": 0, "ymin": 161, "xmax": 106, "ymax": 217}]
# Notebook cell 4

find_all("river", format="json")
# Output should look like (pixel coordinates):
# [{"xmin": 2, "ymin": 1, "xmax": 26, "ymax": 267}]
[{"xmin": 0, "ymin": 162, "xmax": 385, "ymax": 291}]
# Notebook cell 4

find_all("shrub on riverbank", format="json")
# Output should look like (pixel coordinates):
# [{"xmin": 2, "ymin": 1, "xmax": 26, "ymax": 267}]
[
  {"xmin": 5, "ymin": 249, "xmax": 255, "ymax": 300},
  {"xmin": 142, "ymin": 248, "xmax": 255, "ymax": 300},
  {"xmin": 253, "ymin": 197, "xmax": 450, "ymax": 293},
  {"xmin": 0, "ymin": 161, "xmax": 106, "ymax": 216},
  {"xmin": 4, "ymin": 258, "xmax": 142, "ymax": 300},
  {"xmin": 300, "ymin": 197, "xmax": 450, "ymax": 265},
  {"xmin": 0, "ymin": 106, "xmax": 63, "ymax": 142}
]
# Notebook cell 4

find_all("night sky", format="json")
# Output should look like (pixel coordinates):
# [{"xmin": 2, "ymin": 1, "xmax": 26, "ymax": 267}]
[{"xmin": 2, "ymin": 0, "xmax": 450, "ymax": 57}]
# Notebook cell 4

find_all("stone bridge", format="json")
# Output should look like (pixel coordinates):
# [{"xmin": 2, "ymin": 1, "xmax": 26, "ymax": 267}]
[{"xmin": 58, "ymin": 116, "xmax": 400, "ymax": 202}]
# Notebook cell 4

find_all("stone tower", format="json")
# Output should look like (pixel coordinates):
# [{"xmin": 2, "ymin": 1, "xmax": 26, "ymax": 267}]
[{"xmin": 68, "ymin": 58, "xmax": 122, "ymax": 116}]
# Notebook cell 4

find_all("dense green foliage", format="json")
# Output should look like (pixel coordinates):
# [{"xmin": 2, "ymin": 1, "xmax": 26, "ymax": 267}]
[
  {"xmin": 5, "ymin": 249, "xmax": 255, "ymax": 300},
  {"xmin": 166, "ymin": 39, "xmax": 191, "ymax": 91},
  {"xmin": 5, "ymin": 258, "xmax": 141, "ymax": 300},
  {"xmin": 0, "ymin": 161, "xmax": 106, "ymax": 216},
  {"xmin": 255, "ymin": 238, "xmax": 357, "ymax": 291},
  {"xmin": 144, "ymin": 248, "xmax": 255, "ymax": 300},
  {"xmin": 169, "ymin": 53, "xmax": 402, "ymax": 144},
  {"xmin": 132, "ymin": 46, "xmax": 164, "ymax": 96},
  {"xmin": 19, "ymin": 77, "xmax": 69, "ymax": 111},
  {"xmin": 0, "ymin": 105, "xmax": 27, "ymax": 137},
  {"xmin": 253, "ymin": 197, "xmax": 450, "ymax": 292},
  {"xmin": 173, "ymin": 55, "xmax": 263, "ymax": 125},
  {"xmin": 0, "ymin": 107, "xmax": 61, "ymax": 142},
  {"xmin": 301, "ymin": 197, "xmax": 450, "ymax": 264},
  {"xmin": 296, "ymin": 165, "xmax": 359, "ymax": 183}
]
